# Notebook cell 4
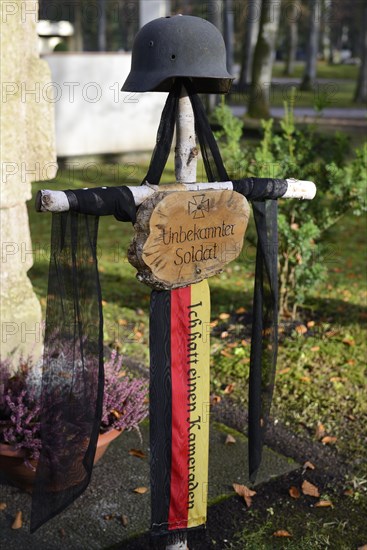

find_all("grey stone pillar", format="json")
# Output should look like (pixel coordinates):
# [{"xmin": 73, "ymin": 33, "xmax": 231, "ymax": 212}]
[{"xmin": 0, "ymin": 0, "xmax": 57, "ymax": 366}]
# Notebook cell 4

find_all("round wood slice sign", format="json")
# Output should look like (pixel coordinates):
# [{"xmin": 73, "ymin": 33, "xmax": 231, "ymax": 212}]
[{"xmin": 129, "ymin": 190, "xmax": 250, "ymax": 290}]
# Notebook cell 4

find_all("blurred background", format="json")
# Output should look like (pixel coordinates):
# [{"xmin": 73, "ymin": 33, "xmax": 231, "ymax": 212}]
[{"xmin": 36, "ymin": 0, "xmax": 366, "ymax": 157}]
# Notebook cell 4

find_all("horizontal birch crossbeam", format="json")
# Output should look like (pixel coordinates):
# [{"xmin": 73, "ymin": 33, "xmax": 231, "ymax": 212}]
[{"xmin": 35, "ymin": 178, "xmax": 316, "ymax": 212}]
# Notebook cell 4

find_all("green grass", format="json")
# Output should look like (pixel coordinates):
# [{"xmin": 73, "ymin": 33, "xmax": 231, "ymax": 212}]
[
  {"xmin": 229, "ymin": 61, "xmax": 365, "ymax": 109},
  {"xmin": 272, "ymin": 61, "xmax": 360, "ymax": 81},
  {"xmin": 227, "ymin": 488, "xmax": 367, "ymax": 549},
  {"xmin": 229, "ymin": 80, "xmax": 364, "ymax": 109},
  {"xmin": 210, "ymin": 214, "xmax": 367, "ymax": 467}
]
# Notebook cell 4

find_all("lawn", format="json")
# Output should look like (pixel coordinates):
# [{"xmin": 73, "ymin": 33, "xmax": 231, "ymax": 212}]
[
  {"xmin": 230, "ymin": 61, "xmax": 365, "ymax": 109},
  {"xmin": 272, "ymin": 61, "xmax": 360, "ymax": 81}
]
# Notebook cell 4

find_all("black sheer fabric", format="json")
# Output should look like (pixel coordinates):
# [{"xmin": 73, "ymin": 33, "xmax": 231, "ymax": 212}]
[
  {"xmin": 143, "ymin": 78, "xmax": 281, "ymax": 482},
  {"xmin": 248, "ymin": 200, "xmax": 279, "ymax": 481},
  {"xmin": 31, "ymin": 212, "xmax": 103, "ymax": 532}
]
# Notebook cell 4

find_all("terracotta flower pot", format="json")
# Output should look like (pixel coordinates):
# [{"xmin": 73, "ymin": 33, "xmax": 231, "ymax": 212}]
[
  {"xmin": 93, "ymin": 428, "xmax": 123, "ymax": 464},
  {"xmin": 0, "ymin": 429, "xmax": 123, "ymax": 493}
]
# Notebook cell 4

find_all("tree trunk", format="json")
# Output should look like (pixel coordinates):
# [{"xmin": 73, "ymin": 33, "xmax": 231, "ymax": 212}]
[
  {"xmin": 300, "ymin": 0, "xmax": 321, "ymax": 91},
  {"xmin": 98, "ymin": 0, "xmax": 107, "ymax": 51},
  {"xmin": 354, "ymin": 1, "xmax": 367, "ymax": 103},
  {"xmin": 207, "ymin": 0, "xmax": 223, "ymax": 32},
  {"xmin": 73, "ymin": 0, "xmax": 84, "ymax": 52},
  {"xmin": 248, "ymin": 0, "xmax": 281, "ymax": 119},
  {"xmin": 239, "ymin": 0, "xmax": 261, "ymax": 88},
  {"xmin": 207, "ymin": 0, "xmax": 223, "ymax": 112},
  {"xmin": 283, "ymin": 1, "xmax": 299, "ymax": 76},
  {"xmin": 320, "ymin": 0, "xmax": 331, "ymax": 62},
  {"xmin": 223, "ymin": 0, "xmax": 234, "ymax": 75}
]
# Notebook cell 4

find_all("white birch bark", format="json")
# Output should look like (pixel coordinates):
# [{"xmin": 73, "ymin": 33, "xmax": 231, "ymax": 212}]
[
  {"xmin": 37, "ymin": 179, "xmax": 316, "ymax": 211},
  {"xmin": 174, "ymin": 91, "xmax": 198, "ymax": 183}
]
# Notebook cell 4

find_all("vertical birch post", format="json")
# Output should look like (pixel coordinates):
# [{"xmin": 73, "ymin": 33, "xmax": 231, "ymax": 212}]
[
  {"xmin": 175, "ymin": 88, "xmax": 198, "ymax": 183},
  {"xmin": 165, "ymin": 85, "xmax": 196, "ymax": 550}
]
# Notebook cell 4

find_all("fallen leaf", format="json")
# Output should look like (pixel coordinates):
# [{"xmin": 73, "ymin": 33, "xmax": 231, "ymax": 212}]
[
  {"xmin": 128, "ymin": 449, "xmax": 147, "ymax": 459},
  {"xmin": 321, "ymin": 436, "xmax": 337, "ymax": 445},
  {"xmin": 278, "ymin": 367, "xmax": 291, "ymax": 375},
  {"xmin": 273, "ymin": 530, "xmax": 292, "ymax": 537},
  {"xmin": 289, "ymin": 486, "xmax": 301, "ymax": 499},
  {"xmin": 220, "ymin": 349, "xmax": 233, "ymax": 358},
  {"xmin": 342, "ymin": 338, "xmax": 355, "ymax": 346},
  {"xmin": 241, "ymin": 339, "xmax": 248, "ymax": 346},
  {"xmin": 310, "ymin": 346, "xmax": 320, "ymax": 352},
  {"xmin": 133, "ymin": 487, "xmax": 148, "ymax": 494},
  {"xmin": 210, "ymin": 395, "xmax": 221, "ymax": 405},
  {"xmin": 315, "ymin": 423, "xmax": 326, "ymax": 439},
  {"xmin": 0, "ymin": 503, "xmax": 7, "ymax": 511},
  {"xmin": 223, "ymin": 383, "xmax": 235, "ymax": 394},
  {"xmin": 121, "ymin": 514, "xmax": 129, "ymax": 527},
  {"xmin": 300, "ymin": 376, "xmax": 311, "ymax": 383},
  {"xmin": 302, "ymin": 480, "xmax": 320, "ymax": 497},
  {"xmin": 303, "ymin": 461, "xmax": 315, "ymax": 470},
  {"xmin": 225, "ymin": 434, "xmax": 236, "ymax": 445},
  {"xmin": 307, "ymin": 320, "xmax": 315, "ymax": 328},
  {"xmin": 347, "ymin": 359, "xmax": 356, "ymax": 366},
  {"xmin": 357, "ymin": 545, "xmax": 367, "ymax": 550},
  {"xmin": 118, "ymin": 319, "xmax": 127, "ymax": 326},
  {"xmin": 11, "ymin": 511, "xmax": 22, "ymax": 529},
  {"xmin": 315, "ymin": 500, "xmax": 333, "ymax": 508},
  {"xmin": 235, "ymin": 307, "xmax": 246, "ymax": 314},
  {"xmin": 233, "ymin": 483, "xmax": 256, "ymax": 507},
  {"xmin": 220, "ymin": 331, "xmax": 229, "ymax": 339},
  {"xmin": 111, "ymin": 408, "xmax": 122, "ymax": 419},
  {"xmin": 290, "ymin": 223, "xmax": 299, "ymax": 230},
  {"xmin": 343, "ymin": 489, "xmax": 354, "ymax": 497},
  {"xmin": 219, "ymin": 312, "xmax": 230, "ymax": 320},
  {"xmin": 332, "ymin": 376, "xmax": 347, "ymax": 383},
  {"xmin": 295, "ymin": 324, "xmax": 307, "ymax": 335}
]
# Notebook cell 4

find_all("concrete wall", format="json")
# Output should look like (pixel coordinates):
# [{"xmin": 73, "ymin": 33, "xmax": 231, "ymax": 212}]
[
  {"xmin": 43, "ymin": 53, "xmax": 168, "ymax": 157},
  {"xmin": 0, "ymin": 0, "xmax": 57, "ymax": 364}
]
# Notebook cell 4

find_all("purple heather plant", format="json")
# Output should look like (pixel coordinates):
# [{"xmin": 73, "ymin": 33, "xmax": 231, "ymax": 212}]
[{"xmin": 0, "ymin": 351, "xmax": 148, "ymax": 466}]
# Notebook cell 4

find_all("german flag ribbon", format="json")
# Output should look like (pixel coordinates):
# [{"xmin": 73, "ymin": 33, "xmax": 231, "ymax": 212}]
[{"xmin": 150, "ymin": 280, "xmax": 210, "ymax": 537}]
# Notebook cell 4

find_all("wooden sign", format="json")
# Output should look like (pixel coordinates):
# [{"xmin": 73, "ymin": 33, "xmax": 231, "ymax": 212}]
[{"xmin": 128, "ymin": 190, "xmax": 250, "ymax": 290}]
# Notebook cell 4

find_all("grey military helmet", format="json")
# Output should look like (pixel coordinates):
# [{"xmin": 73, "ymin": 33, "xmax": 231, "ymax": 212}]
[{"xmin": 121, "ymin": 15, "xmax": 233, "ymax": 93}]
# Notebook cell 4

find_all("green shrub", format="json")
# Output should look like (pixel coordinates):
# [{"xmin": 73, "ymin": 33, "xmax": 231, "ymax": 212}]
[{"xmin": 212, "ymin": 96, "xmax": 367, "ymax": 318}]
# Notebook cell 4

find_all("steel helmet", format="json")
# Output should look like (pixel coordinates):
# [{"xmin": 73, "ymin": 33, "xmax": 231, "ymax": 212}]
[{"xmin": 121, "ymin": 15, "xmax": 233, "ymax": 93}]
